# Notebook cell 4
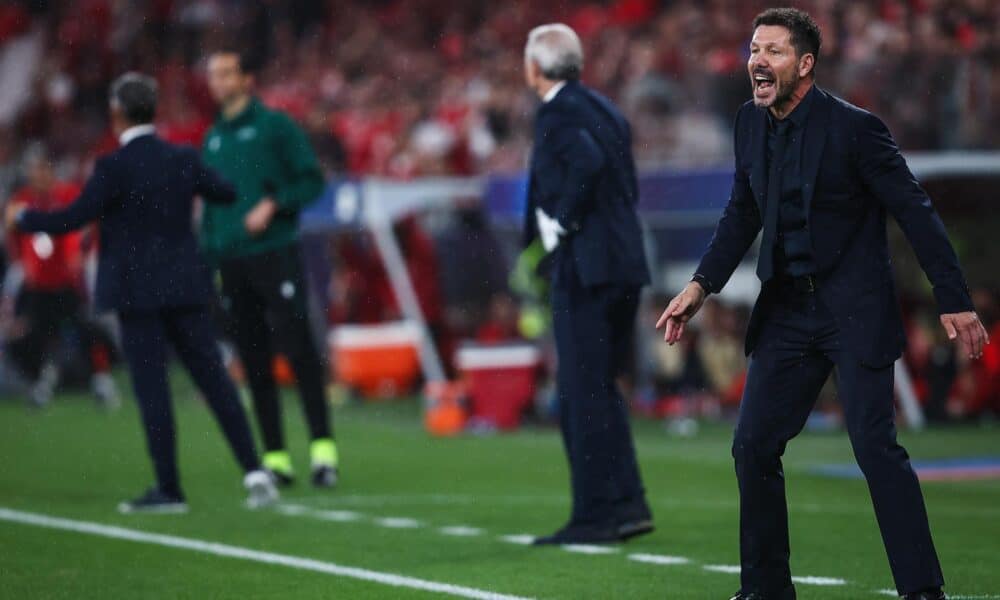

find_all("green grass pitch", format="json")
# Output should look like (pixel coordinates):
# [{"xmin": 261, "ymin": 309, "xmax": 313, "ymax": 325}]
[{"xmin": 1, "ymin": 371, "xmax": 998, "ymax": 599}]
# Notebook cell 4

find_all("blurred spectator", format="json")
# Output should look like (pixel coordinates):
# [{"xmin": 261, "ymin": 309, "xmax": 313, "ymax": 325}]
[
  {"xmin": 476, "ymin": 293, "xmax": 521, "ymax": 343},
  {"xmin": 3, "ymin": 143, "xmax": 118, "ymax": 408}
]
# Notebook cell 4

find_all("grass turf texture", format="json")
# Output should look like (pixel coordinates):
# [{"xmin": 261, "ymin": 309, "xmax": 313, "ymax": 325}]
[{"xmin": 1, "ymin": 371, "xmax": 998, "ymax": 599}]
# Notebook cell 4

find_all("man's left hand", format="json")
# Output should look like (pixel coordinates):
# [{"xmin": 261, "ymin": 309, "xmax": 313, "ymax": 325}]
[
  {"xmin": 940, "ymin": 311, "xmax": 990, "ymax": 359},
  {"xmin": 244, "ymin": 197, "xmax": 278, "ymax": 236},
  {"xmin": 4, "ymin": 202, "xmax": 25, "ymax": 230}
]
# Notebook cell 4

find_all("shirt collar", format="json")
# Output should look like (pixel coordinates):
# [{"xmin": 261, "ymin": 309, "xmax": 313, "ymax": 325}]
[
  {"xmin": 219, "ymin": 97, "xmax": 259, "ymax": 128},
  {"xmin": 769, "ymin": 83, "xmax": 815, "ymax": 130},
  {"xmin": 119, "ymin": 124, "xmax": 156, "ymax": 147},
  {"xmin": 542, "ymin": 81, "xmax": 567, "ymax": 103}
]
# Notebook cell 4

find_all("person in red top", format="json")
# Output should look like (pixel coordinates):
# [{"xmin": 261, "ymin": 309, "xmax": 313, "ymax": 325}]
[{"xmin": 5, "ymin": 145, "xmax": 119, "ymax": 408}]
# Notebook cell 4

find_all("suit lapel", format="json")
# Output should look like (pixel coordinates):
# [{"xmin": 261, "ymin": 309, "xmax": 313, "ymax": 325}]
[
  {"xmin": 749, "ymin": 107, "xmax": 768, "ymax": 215},
  {"xmin": 801, "ymin": 87, "xmax": 831, "ymax": 222}
]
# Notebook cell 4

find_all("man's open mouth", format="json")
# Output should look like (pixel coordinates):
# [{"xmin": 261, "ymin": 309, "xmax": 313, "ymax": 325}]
[{"xmin": 754, "ymin": 72, "xmax": 775, "ymax": 92}]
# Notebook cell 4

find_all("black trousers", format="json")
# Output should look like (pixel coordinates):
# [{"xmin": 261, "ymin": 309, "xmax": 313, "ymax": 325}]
[
  {"xmin": 735, "ymin": 285, "xmax": 942, "ymax": 596},
  {"xmin": 119, "ymin": 305, "xmax": 260, "ymax": 497},
  {"xmin": 551, "ymin": 274, "xmax": 649, "ymax": 527},
  {"xmin": 219, "ymin": 243, "xmax": 331, "ymax": 452},
  {"xmin": 10, "ymin": 287, "xmax": 109, "ymax": 379}
]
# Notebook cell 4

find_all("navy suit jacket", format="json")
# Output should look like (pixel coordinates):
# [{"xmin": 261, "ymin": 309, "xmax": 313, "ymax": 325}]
[
  {"xmin": 696, "ymin": 86, "xmax": 973, "ymax": 367},
  {"xmin": 524, "ymin": 80, "xmax": 650, "ymax": 289},
  {"xmin": 19, "ymin": 134, "xmax": 235, "ymax": 313}
]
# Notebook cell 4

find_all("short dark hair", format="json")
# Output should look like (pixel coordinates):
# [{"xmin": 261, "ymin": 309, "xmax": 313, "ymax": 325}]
[
  {"xmin": 109, "ymin": 72, "xmax": 158, "ymax": 124},
  {"xmin": 210, "ymin": 47, "xmax": 259, "ymax": 75},
  {"xmin": 752, "ymin": 7, "xmax": 822, "ymax": 75}
]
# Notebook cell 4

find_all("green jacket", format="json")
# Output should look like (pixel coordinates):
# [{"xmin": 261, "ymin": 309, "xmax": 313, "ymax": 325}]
[{"xmin": 201, "ymin": 98, "xmax": 324, "ymax": 260}]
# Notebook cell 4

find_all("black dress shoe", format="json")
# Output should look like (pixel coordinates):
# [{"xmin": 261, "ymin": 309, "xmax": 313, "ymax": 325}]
[
  {"xmin": 614, "ymin": 500, "xmax": 654, "ymax": 541},
  {"xmin": 532, "ymin": 523, "xmax": 620, "ymax": 546},
  {"xmin": 617, "ymin": 518, "xmax": 655, "ymax": 541},
  {"xmin": 902, "ymin": 589, "xmax": 946, "ymax": 600},
  {"xmin": 728, "ymin": 585, "xmax": 795, "ymax": 600},
  {"xmin": 118, "ymin": 487, "xmax": 188, "ymax": 514}
]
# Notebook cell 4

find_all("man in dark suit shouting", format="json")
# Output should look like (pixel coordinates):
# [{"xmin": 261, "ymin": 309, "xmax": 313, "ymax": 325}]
[
  {"xmin": 523, "ymin": 24, "xmax": 653, "ymax": 546},
  {"xmin": 6, "ymin": 73, "xmax": 278, "ymax": 514},
  {"xmin": 657, "ymin": 9, "xmax": 988, "ymax": 600}
]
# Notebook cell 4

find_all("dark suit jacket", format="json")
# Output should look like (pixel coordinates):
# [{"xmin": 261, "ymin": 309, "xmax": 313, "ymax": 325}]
[
  {"xmin": 696, "ymin": 86, "xmax": 973, "ymax": 367},
  {"xmin": 524, "ymin": 80, "xmax": 650, "ymax": 289},
  {"xmin": 19, "ymin": 134, "xmax": 235, "ymax": 313}
]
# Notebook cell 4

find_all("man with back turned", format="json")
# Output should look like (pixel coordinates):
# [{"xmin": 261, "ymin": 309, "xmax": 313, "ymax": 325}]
[
  {"xmin": 656, "ymin": 9, "xmax": 989, "ymax": 600},
  {"xmin": 6, "ymin": 73, "xmax": 278, "ymax": 513},
  {"xmin": 523, "ymin": 24, "xmax": 654, "ymax": 546}
]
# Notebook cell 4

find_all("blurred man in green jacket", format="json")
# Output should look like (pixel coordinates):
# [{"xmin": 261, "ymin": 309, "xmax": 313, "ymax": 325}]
[{"xmin": 202, "ymin": 49, "xmax": 337, "ymax": 488}]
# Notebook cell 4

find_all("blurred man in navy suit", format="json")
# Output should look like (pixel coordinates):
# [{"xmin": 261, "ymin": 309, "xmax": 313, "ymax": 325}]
[
  {"xmin": 522, "ymin": 24, "xmax": 653, "ymax": 546},
  {"xmin": 657, "ymin": 9, "xmax": 989, "ymax": 600},
  {"xmin": 7, "ymin": 73, "xmax": 278, "ymax": 514}
]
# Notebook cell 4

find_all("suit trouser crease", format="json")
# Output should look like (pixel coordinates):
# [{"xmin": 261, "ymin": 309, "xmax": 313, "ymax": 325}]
[
  {"xmin": 119, "ymin": 306, "xmax": 260, "ymax": 497},
  {"xmin": 734, "ymin": 290, "xmax": 943, "ymax": 595},
  {"xmin": 220, "ymin": 244, "xmax": 331, "ymax": 453},
  {"xmin": 552, "ymin": 274, "xmax": 646, "ymax": 526}
]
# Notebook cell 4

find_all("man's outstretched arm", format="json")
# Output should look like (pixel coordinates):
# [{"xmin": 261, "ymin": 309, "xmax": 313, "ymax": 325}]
[{"xmin": 855, "ymin": 110, "xmax": 989, "ymax": 358}]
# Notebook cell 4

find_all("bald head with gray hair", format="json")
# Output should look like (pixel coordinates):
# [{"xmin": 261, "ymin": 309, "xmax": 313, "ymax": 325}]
[{"xmin": 525, "ymin": 24, "xmax": 584, "ymax": 82}]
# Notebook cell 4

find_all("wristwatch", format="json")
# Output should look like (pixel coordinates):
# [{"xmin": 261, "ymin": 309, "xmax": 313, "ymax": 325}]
[{"xmin": 691, "ymin": 274, "xmax": 712, "ymax": 295}]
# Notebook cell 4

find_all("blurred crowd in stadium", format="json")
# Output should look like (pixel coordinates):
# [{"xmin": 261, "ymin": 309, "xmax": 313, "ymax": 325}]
[
  {"xmin": 0, "ymin": 0, "xmax": 997, "ymax": 180},
  {"xmin": 0, "ymin": 0, "xmax": 997, "ymax": 421}
]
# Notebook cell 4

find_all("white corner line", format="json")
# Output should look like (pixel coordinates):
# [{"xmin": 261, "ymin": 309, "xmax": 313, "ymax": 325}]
[
  {"xmin": 628, "ymin": 553, "xmax": 691, "ymax": 566},
  {"xmin": 0, "ymin": 507, "xmax": 534, "ymax": 600}
]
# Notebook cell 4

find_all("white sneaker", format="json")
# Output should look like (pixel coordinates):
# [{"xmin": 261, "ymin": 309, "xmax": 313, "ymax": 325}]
[
  {"xmin": 29, "ymin": 363, "xmax": 60, "ymax": 408},
  {"xmin": 92, "ymin": 372, "xmax": 121, "ymax": 411},
  {"xmin": 243, "ymin": 469, "xmax": 279, "ymax": 509}
]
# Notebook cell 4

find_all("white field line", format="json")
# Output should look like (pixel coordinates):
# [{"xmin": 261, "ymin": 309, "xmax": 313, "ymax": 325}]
[
  {"xmin": 791, "ymin": 576, "xmax": 846, "ymax": 586},
  {"xmin": 313, "ymin": 509, "xmax": 364, "ymax": 522},
  {"xmin": 560, "ymin": 544, "xmax": 618, "ymax": 555},
  {"xmin": 702, "ymin": 567, "xmax": 847, "ymax": 586},
  {"xmin": 292, "ymin": 494, "xmax": 1000, "ymax": 518},
  {"xmin": 374, "ymin": 517, "xmax": 423, "ymax": 529},
  {"xmin": 628, "ymin": 553, "xmax": 690, "ymax": 566},
  {"xmin": 0, "ymin": 507, "xmax": 534, "ymax": 600},
  {"xmin": 277, "ymin": 503, "xmax": 363, "ymax": 522},
  {"xmin": 439, "ymin": 526, "xmax": 485, "ymax": 537},
  {"xmin": 273, "ymin": 502, "xmax": 909, "ymax": 594},
  {"xmin": 498, "ymin": 534, "xmax": 535, "ymax": 545},
  {"xmin": 703, "ymin": 564, "xmax": 742, "ymax": 574}
]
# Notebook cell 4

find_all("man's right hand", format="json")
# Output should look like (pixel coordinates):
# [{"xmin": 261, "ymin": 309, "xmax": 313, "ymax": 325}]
[
  {"xmin": 655, "ymin": 282, "xmax": 707, "ymax": 345},
  {"xmin": 244, "ymin": 197, "xmax": 278, "ymax": 237}
]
